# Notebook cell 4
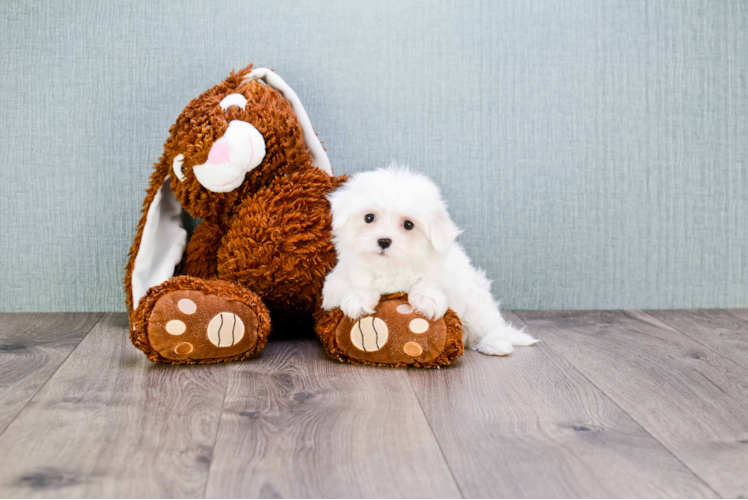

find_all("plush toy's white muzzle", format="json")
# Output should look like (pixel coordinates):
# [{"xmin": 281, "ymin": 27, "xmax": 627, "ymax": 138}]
[{"xmin": 186, "ymin": 120, "xmax": 266, "ymax": 193}]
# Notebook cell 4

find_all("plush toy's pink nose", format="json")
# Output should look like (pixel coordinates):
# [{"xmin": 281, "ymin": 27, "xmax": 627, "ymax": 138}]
[{"xmin": 208, "ymin": 137, "xmax": 231, "ymax": 165}]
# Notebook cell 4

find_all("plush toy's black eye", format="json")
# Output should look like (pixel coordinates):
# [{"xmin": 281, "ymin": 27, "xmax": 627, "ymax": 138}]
[
  {"xmin": 404, "ymin": 220, "xmax": 414, "ymax": 230},
  {"xmin": 219, "ymin": 93, "xmax": 248, "ymax": 112},
  {"xmin": 364, "ymin": 214, "xmax": 375, "ymax": 223}
]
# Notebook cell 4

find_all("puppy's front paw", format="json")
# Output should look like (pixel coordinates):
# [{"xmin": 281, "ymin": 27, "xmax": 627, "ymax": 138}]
[
  {"xmin": 473, "ymin": 334, "xmax": 515, "ymax": 356},
  {"xmin": 409, "ymin": 288, "xmax": 448, "ymax": 320},
  {"xmin": 340, "ymin": 292, "xmax": 379, "ymax": 320}
]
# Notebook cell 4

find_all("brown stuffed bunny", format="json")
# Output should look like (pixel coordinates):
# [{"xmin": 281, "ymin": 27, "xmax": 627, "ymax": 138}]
[{"xmin": 125, "ymin": 64, "xmax": 462, "ymax": 367}]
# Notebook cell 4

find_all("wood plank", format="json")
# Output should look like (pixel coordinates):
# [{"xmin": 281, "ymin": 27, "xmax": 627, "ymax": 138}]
[
  {"xmin": 407, "ymin": 312, "xmax": 716, "ymax": 498},
  {"xmin": 0, "ymin": 313, "xmax": 102, "ymax": 436},
  {"xmin": 205, "ymin": 339, "xmax": 461, "ymax": 499},
  {"xmin": 0, "ymin": 313, "xmax": 230, "ymax": 498},
  {"xmin": 516, "ymin": 309, "xmax": 748, "ymax": 499},
  {"xmin": 645, "ymin": 309, "xmax": 748, "ymax": 368}
]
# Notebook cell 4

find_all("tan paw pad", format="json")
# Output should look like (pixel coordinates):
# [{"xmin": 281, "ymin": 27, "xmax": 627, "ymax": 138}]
[
  {"xmin": 174, "ymin": 342, "xmax": 194, "ymax": 355},
  {"xmin": 165, "ymin": 320, "xmax": 186, "ymax": 335},
  {"xmin": 207, "ymin": 312, "xmax": 245, "ymax": 347},
  {"xmin": 409, "ymin": 318, "xmax": 429, "ymax": 334},
  {"xmin": 403, "ymin": 342, "xmax": 423, "ymax": 357},
  {"xmin": 178, "ymin": 298, "xmax": 197, "ymax": 314},
  {"xmin": 350, "ymin": 317, "xmax": 389, "ymax": 352}
]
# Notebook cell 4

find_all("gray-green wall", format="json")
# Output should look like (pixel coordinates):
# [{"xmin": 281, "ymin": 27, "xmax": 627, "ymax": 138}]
[{"xmin": 1, "ymin": 0, "xmax": 746, "ymax": 312}]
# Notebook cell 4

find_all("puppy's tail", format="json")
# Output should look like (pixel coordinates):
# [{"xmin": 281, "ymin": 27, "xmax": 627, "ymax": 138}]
[{"xmin": 508, "ymin": 326, "xmax": 540, "ymax": 346}]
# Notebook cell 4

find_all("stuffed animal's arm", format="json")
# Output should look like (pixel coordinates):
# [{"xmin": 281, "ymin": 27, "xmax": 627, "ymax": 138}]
[{"xmin": 180, "ymin": 221, "xmax": 224, "ymax": 279}]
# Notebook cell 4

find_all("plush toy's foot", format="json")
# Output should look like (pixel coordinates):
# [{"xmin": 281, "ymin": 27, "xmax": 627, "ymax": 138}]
[
  {"xmin": 130, "ymin": 276, "xmax": 271, "ymax": 364},
  {"xmin": 314, "ymin": 293, "xmax": 464, "ymax": 368}
]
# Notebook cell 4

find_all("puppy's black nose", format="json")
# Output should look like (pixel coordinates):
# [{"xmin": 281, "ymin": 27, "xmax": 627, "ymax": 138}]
[{"xmin": 378, "ymin": 238, "xmax": 392, "ymax": 249}]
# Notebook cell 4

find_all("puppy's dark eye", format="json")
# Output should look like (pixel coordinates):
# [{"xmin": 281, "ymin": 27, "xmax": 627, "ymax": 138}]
[
  {"xmin": 404, "ymin": 220, "xmax": 414, "ymax": 230},
  {"xmin": 364, "ymin": 214, "xmax": 375, "ymax": 223}
]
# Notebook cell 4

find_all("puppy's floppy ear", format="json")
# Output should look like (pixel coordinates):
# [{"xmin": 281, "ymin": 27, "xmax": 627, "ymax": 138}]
[{"xmin": 425, "ymin": 206, "xmax": 462, "ymax": 253}]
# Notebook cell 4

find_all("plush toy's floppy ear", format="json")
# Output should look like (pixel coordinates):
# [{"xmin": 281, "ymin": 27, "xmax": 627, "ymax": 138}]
[
  {"xmin": 128, "ymin": 174, "xmax": 187, "ymax": 310},
  {"xmin": 245, "ymin": 68, "xmax": 332, "ymax": 176}
]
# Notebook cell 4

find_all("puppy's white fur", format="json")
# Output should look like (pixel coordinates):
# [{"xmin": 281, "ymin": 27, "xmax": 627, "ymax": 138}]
[{"xmin": 322, "ymin": 165, "xmax": 538, "ymax": 356}]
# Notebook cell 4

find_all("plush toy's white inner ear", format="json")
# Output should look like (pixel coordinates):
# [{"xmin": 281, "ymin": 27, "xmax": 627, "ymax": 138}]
[
  {"xmin": 131, "ymin": 177, "xmax": 187, "ymax": 309},
  {"xmin": 245, "ymin": 68, "xmax": 332, "ymax": 175}
]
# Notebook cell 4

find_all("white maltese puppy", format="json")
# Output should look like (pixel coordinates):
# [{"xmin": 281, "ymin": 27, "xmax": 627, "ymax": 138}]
[{"xmin": 321, "ymin": 166, "xmax": 538, "ymax": 356}]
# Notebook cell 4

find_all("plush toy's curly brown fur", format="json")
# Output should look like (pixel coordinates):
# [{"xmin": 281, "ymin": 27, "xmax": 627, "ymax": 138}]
[
  {"xmin": 217, "ymin": 168, "xmax": 345, "ymax": 317},
  {"xmin": 181, "ymin": 221, "xmax": 222, "ymax": 279}
]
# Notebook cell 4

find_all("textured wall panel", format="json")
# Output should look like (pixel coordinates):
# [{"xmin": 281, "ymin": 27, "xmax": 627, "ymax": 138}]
[{"xmin": 1, "ymin": 0, "xmax": 746, "ymax": 311}]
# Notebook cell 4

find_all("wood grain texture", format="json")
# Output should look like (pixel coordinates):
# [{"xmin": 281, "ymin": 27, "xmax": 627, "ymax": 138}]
[
  {"xmin": 645, "ymin": 309, "xmax": 748, "ymax": 368},
  {"xmin": 0, "ymin": 313, "xmax": 230, "ymax": 498},
  {"xmin": 406, "ymin": 312, "xmax": 716, "ymax": 498},
  {"xmin": 205, "ymin": 339, "xmax": 461, "ymax": 499},
  {"xmin": 0, "ymin": 313, "xmax": 101, "ymax": 436},
  {"xmin": 517, "ymin": 309, "xmax": 748, "ymax": 499},
  {"xmin": 2, "ymin": 311, "xmax": 745, "ymax": 498}
]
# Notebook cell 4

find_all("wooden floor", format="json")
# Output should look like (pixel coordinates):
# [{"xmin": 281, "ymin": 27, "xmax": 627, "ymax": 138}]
[{"xmin": 0, "ymin": 310, "xmax": 747, "ymax": 498}]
